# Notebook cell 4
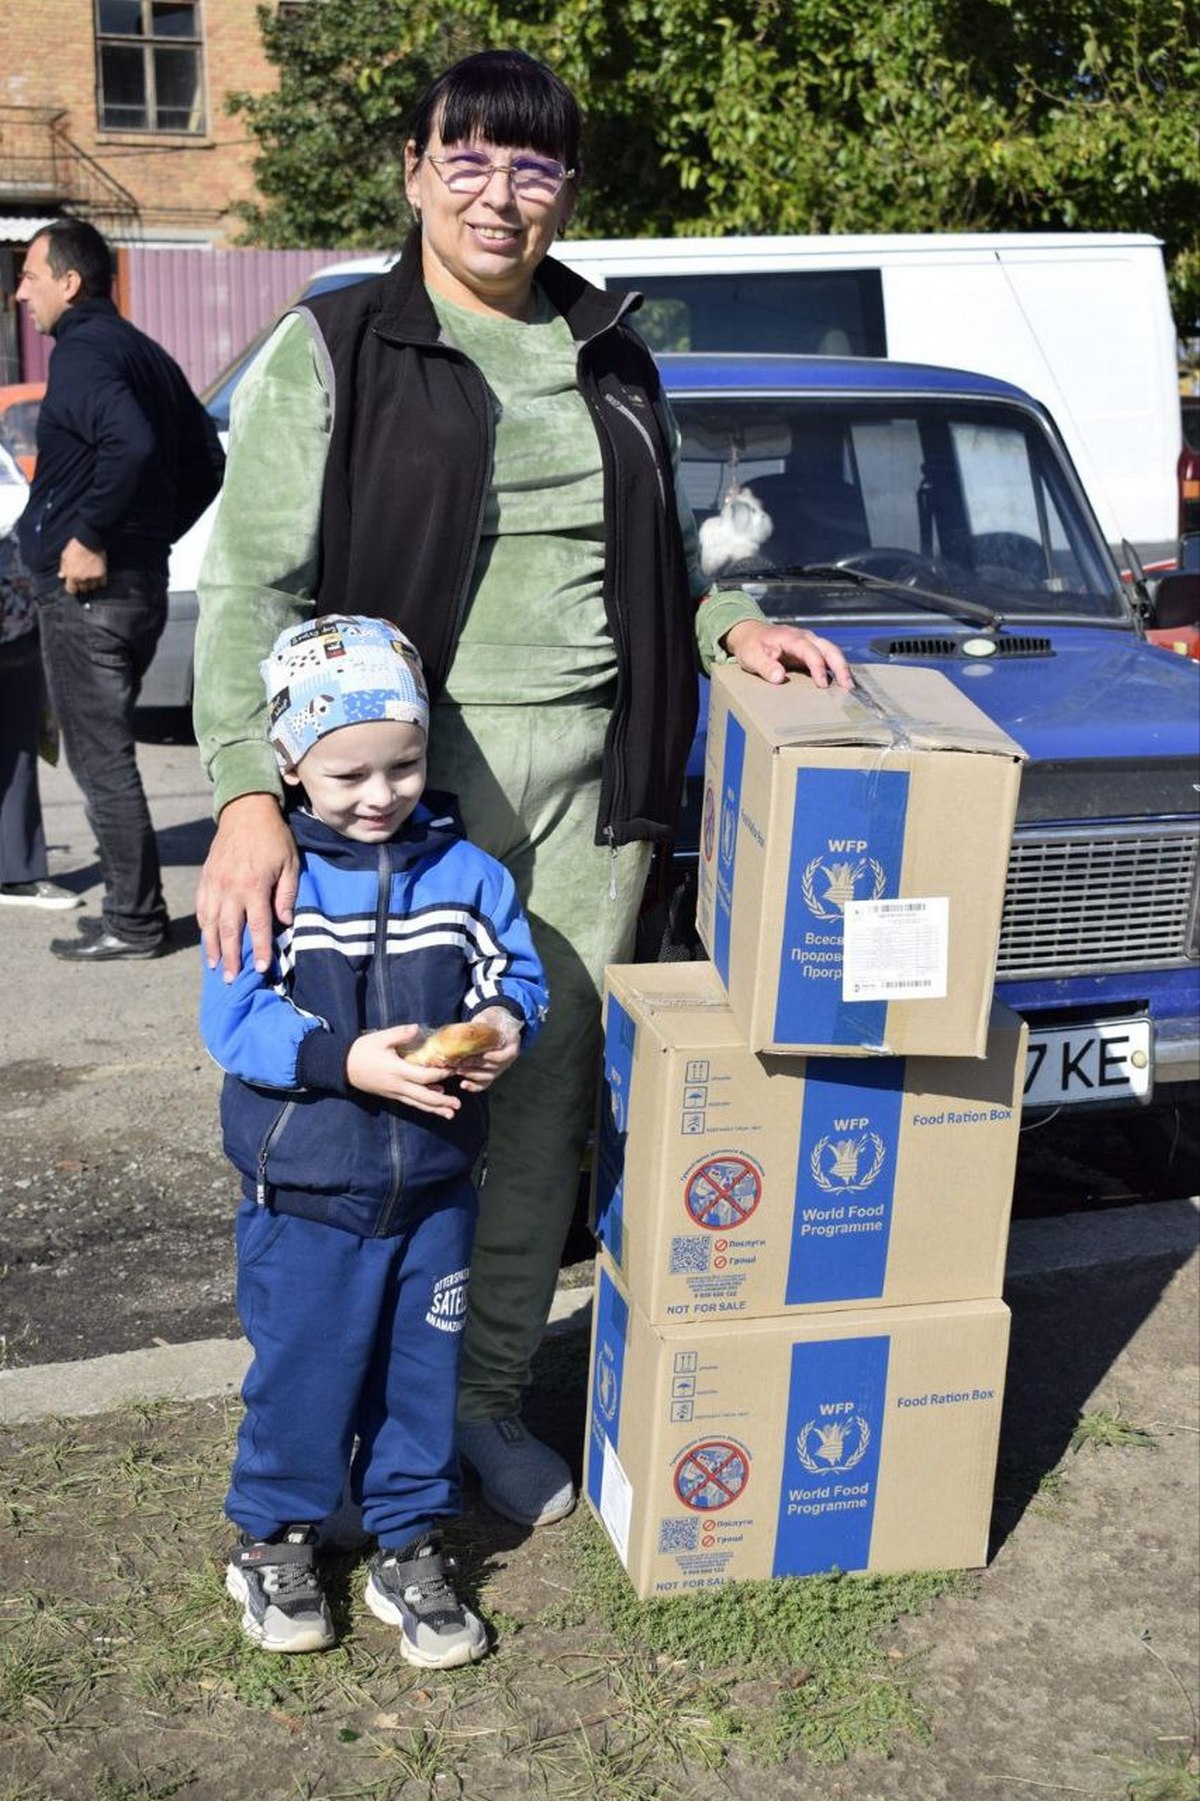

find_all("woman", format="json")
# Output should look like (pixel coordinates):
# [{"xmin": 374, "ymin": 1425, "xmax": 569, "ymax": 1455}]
[{"xmin": 194, "ymin": 49, "xmax": 851, "ymax": 1531}]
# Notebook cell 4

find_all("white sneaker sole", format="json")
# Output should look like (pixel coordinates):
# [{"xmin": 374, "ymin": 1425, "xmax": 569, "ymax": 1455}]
[
  {"xmin": 224, "ymin": 1562, "xmax": 334, "ymax": 1654},
  {"xmin": 365, "ymin": 1576, "xmax": 488, "ymax": 1669},
  {"xmin": 0, "ymin": 890, "xmax": 82, "ymax": 910}
]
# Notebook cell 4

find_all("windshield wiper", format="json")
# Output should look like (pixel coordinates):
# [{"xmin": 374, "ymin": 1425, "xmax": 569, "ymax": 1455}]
[{"xmin": 715, "ymin": 560, "xmax": 1005, "ymax": 632}]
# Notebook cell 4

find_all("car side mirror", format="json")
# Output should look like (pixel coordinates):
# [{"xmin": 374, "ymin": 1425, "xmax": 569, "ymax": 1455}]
[{"xmin": 1151, "ymin": 572, "xmax": 1200, "ymax": 630}]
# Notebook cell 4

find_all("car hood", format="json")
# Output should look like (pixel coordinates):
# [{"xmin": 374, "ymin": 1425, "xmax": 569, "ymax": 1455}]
[
  {"xmin": 857, "ymin": 627, "xmax": 1199, "ymax": 764},
  {"xmin": 689, "ymin": 626, "xmax": 1199, "ymax": 786}
]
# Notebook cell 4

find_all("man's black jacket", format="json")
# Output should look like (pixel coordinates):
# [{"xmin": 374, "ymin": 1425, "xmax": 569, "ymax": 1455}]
[{"xmin": 19, "ymin": 297, "xmax": 224, "ymax": 578}]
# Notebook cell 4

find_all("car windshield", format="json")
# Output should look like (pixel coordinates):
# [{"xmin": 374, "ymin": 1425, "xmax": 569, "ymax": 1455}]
[
  {"xmin": 0, "ymin": 397, "xmax": 40, "ymax": 462},
  {"xmin": 676, "ymin": 394, "xmax": 1126, "ymax": 624}
]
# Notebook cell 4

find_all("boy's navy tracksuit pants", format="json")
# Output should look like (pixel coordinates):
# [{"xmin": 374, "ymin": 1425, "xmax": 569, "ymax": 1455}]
[{"xmin": 226, "ymin": 1186, "xmax": 477, "ymax": 1548}]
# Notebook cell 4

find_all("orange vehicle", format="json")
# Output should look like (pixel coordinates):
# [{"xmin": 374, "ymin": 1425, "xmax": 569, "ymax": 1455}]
[{"xmin": 0, "ymin": 381, "xmax": 44, "ymax": 481}]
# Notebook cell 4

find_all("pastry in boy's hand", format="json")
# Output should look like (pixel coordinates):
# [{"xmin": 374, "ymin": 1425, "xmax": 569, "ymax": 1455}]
[{"xmin": 404, "ymin": 1021, "xmax": 503, "ymax": 1069}]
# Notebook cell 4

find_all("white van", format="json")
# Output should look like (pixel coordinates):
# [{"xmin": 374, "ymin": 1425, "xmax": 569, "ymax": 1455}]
[{"xmin": 149, "ymin": 230, "xmax": 1180, "ymax": 706}]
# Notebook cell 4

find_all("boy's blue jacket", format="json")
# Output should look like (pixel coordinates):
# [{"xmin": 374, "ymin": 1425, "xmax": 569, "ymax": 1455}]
[{"xmin": 200, "ymin": 794, "xmax": 547, "ymax": 1237}]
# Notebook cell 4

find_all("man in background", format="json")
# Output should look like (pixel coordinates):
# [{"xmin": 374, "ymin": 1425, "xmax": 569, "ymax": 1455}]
[{"xmin": 17, "ymin": 218, "xmax": 223, "ymax": 960}]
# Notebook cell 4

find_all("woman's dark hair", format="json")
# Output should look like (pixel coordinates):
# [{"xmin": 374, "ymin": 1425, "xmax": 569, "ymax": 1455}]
[
  {"xmin": 409, "ymin": 49, "xmax": 581, "ymax": 174},
  {"xmin": 35, "ymin": 218, "xmax": 113, "ymax": 300}
]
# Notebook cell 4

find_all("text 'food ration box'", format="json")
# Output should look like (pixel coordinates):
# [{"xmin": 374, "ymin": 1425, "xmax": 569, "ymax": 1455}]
[
  {"xmin": 695, "ymin": 664, "xmax": 1025, "ymax": 1057},
  {"xmin": 593, "ymin": 962, "xmax": 1025, "ymax": 1322},
  {"xmin": 585, "ymin": 1255, "xmax": 1010, "ymax": 1598}
]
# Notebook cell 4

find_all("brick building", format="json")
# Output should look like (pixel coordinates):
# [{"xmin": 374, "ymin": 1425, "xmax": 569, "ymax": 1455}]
[{"xmin": 0, "ymin": 0, "xmax": 285, "ymax": 379}]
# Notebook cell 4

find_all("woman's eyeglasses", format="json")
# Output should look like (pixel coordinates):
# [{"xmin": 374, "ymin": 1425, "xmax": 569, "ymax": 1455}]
[{"xmin": 424, "ymin": 151, "xmax": 574, "ymax": 203}]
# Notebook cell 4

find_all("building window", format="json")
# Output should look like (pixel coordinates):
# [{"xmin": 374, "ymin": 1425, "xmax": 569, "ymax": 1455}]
[{"xmin": 95, "ymin": 1, "xmax": 207, "ymax": 134}]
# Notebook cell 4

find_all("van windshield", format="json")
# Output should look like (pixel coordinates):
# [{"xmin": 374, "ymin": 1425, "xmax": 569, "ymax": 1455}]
[
  {"xmin": 678, "ymin": 394, "xmax": 1126, "ymax": 623},
  {"xmin": 614, "ymin": 270, "xmax": 886, "ymax": 358}
]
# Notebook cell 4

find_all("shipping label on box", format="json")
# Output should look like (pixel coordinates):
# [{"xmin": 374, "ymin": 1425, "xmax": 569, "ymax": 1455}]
[
  {"xmin": 593, "ymin": 962, "xmax": 1024, "ymax": 1321},
  {"xmin": 585, "ymin": 1256, "xmax": 1010, "ymax": 1598},
  {"xmin": 695, "ymin": 664, "xmax": 1025, "ymax": 1056}
]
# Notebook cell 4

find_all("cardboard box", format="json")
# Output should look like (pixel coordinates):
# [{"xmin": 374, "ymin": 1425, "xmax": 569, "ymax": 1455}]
[
  {"xmin": 695, "ymin": 664, "xmax": 1025, "ymax": 1056},
  {"xmin": 594, "ymin": 962, "xmax": 1025, "ymax": 1321},
  {"xmin": 585, "ymin": 1255, "xmax": 1010, "ymax": 1596}
]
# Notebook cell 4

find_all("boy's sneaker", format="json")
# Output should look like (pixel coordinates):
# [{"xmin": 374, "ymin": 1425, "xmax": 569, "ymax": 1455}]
[
  {"xmin": 225, "ymin": 1524, "xmax": 335, "ymax": 1653},
  {"xmin": 365, "ymin": 1535, "xmax": 488, "ymax": 1669}
]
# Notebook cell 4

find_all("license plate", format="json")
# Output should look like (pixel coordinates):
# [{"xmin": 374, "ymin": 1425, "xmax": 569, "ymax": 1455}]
[{"xmin": 1023, "ymin": 1018, "xmax": 1152, "ymax": 1108}]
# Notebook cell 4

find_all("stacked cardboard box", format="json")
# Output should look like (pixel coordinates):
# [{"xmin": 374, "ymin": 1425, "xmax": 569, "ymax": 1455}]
[
  {"xmin": 695, "ymin": 663, "xmax": 1025, "ymax": 1057},
  {"xmin": 584, "ymin": 667, "xmax": 1027, "ymax": 1598}
]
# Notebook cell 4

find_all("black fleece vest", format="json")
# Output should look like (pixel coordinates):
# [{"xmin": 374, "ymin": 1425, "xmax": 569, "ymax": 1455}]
[{"xmin": 300, "ymin": 232, "xmax": 698, "ymax": 846}]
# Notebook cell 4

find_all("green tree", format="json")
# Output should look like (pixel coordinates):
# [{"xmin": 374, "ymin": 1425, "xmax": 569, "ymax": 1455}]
[
  {"xmin": 226, "ymin": 0, "xmax": 483, "ymax": 247},
  {"xmin": 229, "ymin": 0, "xmax": 1200, "ymax": 327}
]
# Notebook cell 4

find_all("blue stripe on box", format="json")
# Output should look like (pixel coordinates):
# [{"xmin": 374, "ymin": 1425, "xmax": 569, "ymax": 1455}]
[
  {"xmin": 593, "ymin": 996, "xmax": 636, "ymax": 1266},
  {"xmin": 787, "ymin": 1058, "xmax": 906, "ymax": 1303},
  {"xmin": 586, "ymin": 1264, "xmax": 629, "ymax": 1513},
  {"xmin": 712, "ymin": 712, "xmax": 746, "ymax": 987},
  {"xmin": 773, "ymin": 766, "xmax": 910, "ymax": 1048},
  {"xmin": 773, "ymin": 1333, "xmax": 889, "ymax": 1576}
]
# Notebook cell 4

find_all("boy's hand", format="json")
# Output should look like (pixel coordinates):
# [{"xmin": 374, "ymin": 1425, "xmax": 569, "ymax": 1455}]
[
  {"xmin": 346, "ymin": 1026, "xmax": 461, "ymax": 1119},
  {"xmin": 452, "ymin": 1007, "xmax": 523, "ymax": 1095}
]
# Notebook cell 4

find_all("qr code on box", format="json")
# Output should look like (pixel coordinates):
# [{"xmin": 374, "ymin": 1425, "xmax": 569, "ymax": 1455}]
[
  {"xmin": 658, "ymin": 1517, "xmax": 699, "ymax": 1554},
  {"xmin": 670, "ymin": 1236, "xmax": 710, "ymax": 1275}
]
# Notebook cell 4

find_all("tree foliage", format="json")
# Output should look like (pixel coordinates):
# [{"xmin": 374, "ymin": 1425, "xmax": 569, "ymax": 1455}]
[{"xmin": 228, "ymin": 0, "xmax": 1200, "ymax": 327}]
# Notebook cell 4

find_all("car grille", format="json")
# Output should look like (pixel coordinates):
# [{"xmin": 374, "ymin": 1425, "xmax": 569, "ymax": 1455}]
[
  {"xmin": 997, "ymin": 822, "xmax": 1200, "ymax": 979},
  {"xmin": 871, "ymin": 634, "xmax": 1055, "ymax": 659}
]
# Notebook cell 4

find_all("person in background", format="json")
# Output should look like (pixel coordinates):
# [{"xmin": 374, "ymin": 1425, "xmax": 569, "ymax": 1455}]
[
  {"xmin": 201, "ymin": 614, "xmax": 547, "ymax": 1667},
  {"xmin": 0, "ymin": 533, "xmax": 80, "ymax": 912},
  {"xmin": 193, "ymin": 49, "xmax": 851, "ymax": 1530},
  {"xmin": 16, "ymin": 218, "xmax": 224, "ymax": 962}
]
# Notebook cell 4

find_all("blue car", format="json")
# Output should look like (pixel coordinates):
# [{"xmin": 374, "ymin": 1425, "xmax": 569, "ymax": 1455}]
[{"xmin": 653, "ymin": 353, "xmax": 1198, "ymax": 1150}]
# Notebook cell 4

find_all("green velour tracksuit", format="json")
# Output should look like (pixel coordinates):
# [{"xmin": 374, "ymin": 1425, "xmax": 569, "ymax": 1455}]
[{"xmin": 195, "ymin": 276, "xmax": 762, "ymax": 1421}]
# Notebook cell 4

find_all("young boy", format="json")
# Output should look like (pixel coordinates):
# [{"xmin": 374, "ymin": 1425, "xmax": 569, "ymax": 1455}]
[{"xmin": 200, "ymin": 615, "xmax": 547, "ymax": 1668}]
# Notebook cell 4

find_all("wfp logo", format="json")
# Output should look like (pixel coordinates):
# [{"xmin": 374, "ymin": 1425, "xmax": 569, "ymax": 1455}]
[
  {"xmin": 719, "ymin": 789, "xmax": 738, "ymax": 868},
  {"xmin": 801, "ymin": 840, "xmax": 886, "ymax": 919},
  {"xmin": 795, "ymin": 1415, "xmax": 871, "ymax": 1474},
  {"xmin": 810, "ymin": 1132, "xmax": 887, "ymax": 1193},
  {"xmin": 596, "ymin": 1343, "xmax": 619, "ymax": 1423}
]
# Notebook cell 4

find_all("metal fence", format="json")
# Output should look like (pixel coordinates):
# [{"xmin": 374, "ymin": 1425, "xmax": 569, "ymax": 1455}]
[{"xmin": 15, "ymin": 243, "xmax": 390, "ymax": 393}]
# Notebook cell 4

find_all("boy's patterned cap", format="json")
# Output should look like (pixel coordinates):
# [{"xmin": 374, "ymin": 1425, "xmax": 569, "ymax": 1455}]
[{"xmin": 261, "ymin": 614, "xmax": 429, "ymax": 769}]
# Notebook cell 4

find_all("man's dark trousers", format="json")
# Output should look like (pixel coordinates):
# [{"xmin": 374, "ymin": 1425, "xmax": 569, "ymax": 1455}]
[{"xmin": 37, "ymin": 572, "xmax": 169, "ymax": 945}]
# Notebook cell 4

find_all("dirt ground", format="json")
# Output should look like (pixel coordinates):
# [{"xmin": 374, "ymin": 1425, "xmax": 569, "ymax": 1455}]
[{"xmin": 1, "ymin": 1248, "xmax": 1197, "ymax": 1799}]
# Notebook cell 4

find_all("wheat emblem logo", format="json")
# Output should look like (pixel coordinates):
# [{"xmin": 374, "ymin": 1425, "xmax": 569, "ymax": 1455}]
[
  {"xmin": 796, "ymin": 1416, "xmax": 871, "ymax": 1474},
  {"xmin": 719, "ymin": 796, "xmax": 737, "ymax": 867},
  {"xmin": 801, "ymin": 856, "xmax": 886, "ymax": 919},
  {"xmin": 597, "ymin": 1346, "xmax": 619, "ymax": 1422},
  {"xmin": 810, "ymin": 1132, "xmax": 887, "ymax": 1192}
]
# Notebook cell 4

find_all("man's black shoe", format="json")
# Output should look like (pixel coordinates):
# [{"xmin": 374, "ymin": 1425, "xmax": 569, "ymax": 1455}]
[{"xmin": 50, "ymin": 928, "xmax": 166, "ymax": 962}]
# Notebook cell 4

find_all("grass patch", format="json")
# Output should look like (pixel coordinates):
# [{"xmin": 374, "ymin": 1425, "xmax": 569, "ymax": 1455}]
[
  {"xmin": 0, "ymin": 1384, "xmax": 968, "ymax": 1794},
  {"xmin": 1030, "ymin": 1465, "xmax": 1072, "ymax": 1520},
  {"xmin": 551, "ymin": 1508, "xmax": 963, "ymax": 1765},
  {"xmin": 1071, "ymin": 1406, "xmax": 1159, "ymax": 1455},
  {"xmin": 1104, "ymin": 1746, "xmax": 1200, "ymax": 1800}
]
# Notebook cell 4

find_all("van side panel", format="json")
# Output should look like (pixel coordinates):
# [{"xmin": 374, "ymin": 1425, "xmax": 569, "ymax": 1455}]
[{"xmin": 878, "ymin": 247, "xmax": 1178, "ymax": 561}]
